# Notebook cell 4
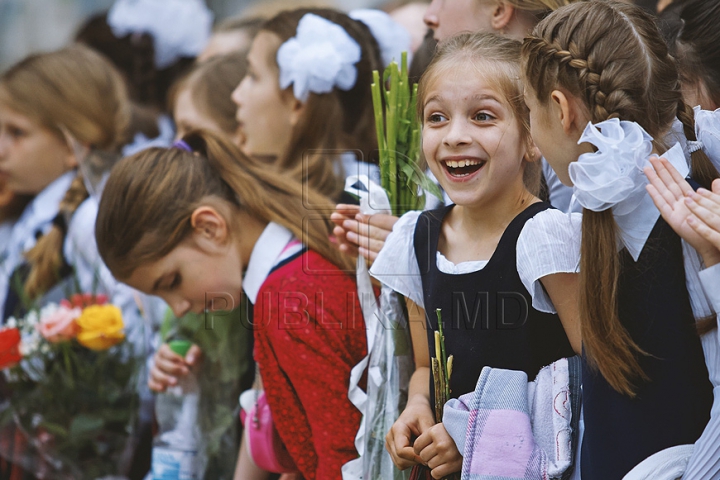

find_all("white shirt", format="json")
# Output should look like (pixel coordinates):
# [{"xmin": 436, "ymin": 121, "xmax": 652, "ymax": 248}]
[{"xmin": 369, "ymin": 206, "xmax": 581, "ymax": 312}]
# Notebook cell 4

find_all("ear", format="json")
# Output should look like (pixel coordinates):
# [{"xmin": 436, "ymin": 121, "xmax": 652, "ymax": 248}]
[
  {"xmin": 490, "ymin": 1, "xmax": 516, "ymax": 32},
  {"xmin": 524, "ymin": 143, "xmax": 542, "ymax": 164},
  {"xmin": 283, "ymin": 91, "xmax": 305, "ymax": 128},
  {"xmin": 550, "ymin": 89, "xmax": 583, "ymax": 136},
  {"xmin": 190, "ymin": 206, "xmax": 230, "ymax": 250}
]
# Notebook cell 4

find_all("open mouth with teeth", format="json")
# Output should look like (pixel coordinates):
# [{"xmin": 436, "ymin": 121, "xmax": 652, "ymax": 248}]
[{"xmin": 443, "ymin": 159, "xmax": 486, "ymax": 178}]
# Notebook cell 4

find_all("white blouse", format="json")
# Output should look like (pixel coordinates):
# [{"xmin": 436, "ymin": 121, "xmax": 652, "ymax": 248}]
[{"xmin": 369, "ymin": 206, "xmax": 579, "ymax": 312}]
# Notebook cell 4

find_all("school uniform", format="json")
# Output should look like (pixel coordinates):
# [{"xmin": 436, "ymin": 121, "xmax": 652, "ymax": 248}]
[
  {"xmin": 370, "ymin": 202, "xmax": 577, "ymax": 404},
  {"xmin": 244, "ymin": 222, "xmax": 367, "ymax": 480},
  {"xmin": 524, "ymin": 123, "xmax": 714, "ymax": 480}
]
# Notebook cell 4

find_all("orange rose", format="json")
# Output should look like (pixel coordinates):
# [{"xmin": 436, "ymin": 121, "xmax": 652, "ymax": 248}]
[{"xmin": 76, "ymin": 305, "xmax": 125, "ymax": 351}]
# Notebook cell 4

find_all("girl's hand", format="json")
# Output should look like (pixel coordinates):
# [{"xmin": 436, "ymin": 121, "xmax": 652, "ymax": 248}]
[
  {"xmin": 413, "ymin": 423, "xmax": 463, "ymax": 479},
  {"xmin": 148, "ymin": 343, "xmax": 202, "ymax": 392},
  {"xmin": 644, "ymin": 157, "xmax": 720, "ymax": 266},
  {"xmin": 685, "ymin": 179, "xmax": 720, "ymax": 265},
  {"xmin": 385, "ymin": 397, "xmax": 435, "ymax": 469},
  {"xmin": 331, "ymin": 204, "xmax": 398, "ymax": 262}
]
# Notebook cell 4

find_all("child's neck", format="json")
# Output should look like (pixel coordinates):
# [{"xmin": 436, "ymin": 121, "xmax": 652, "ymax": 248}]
[{"xmin": 440, "ymin": 186, "xmax": 537, "ymax": 264}]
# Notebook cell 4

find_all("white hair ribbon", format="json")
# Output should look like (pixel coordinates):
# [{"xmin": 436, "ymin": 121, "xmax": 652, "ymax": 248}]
[
  {"xmin": 349, "ymin": 9, "xmax": 412, "ymax": 68},
  {"xmin": 276, "ymin": 13, "xmax": 362, "ymax": 102}
]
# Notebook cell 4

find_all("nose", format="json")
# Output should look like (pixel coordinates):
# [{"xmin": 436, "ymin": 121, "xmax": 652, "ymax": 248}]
[
  {"xmin": 423, "ymin": 0, "xmax": 440, "ymax": 31},
  {"xmin": 169, "ymin": 297, "xmax": 192, "ymax": 319},
  {"xmin": 231, "ymin": 77, "xmax": 247, "ymax": 108},
  {"xmin": 443, "ymin": 118, "xmax": 472, "ymax": 147}
]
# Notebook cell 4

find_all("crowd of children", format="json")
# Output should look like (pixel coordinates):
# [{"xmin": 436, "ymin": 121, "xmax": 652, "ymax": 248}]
[{"xmin": 1, "ymin": 0, "xmax": 720, "ymax": 479}]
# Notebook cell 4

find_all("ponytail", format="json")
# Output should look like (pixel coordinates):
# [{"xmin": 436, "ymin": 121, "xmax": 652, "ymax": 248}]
[
  {"xmin": 24, "ymin": 172, "xmax": 89, "ymax": 300},
  {"xmin": 96, "ymin": 130, "xmax": 355, "ymax": 281}
]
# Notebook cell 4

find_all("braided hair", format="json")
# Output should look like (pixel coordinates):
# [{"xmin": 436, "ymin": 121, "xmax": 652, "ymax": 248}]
[{"xmin": 521, "ymin": 0, "xmax": 719, "ymax": 397}]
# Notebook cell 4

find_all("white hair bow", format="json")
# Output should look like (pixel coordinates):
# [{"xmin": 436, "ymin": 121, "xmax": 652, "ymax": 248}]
[
  {"xmin": 277, "ymin": 13, "xmax": 362, "ymax": 102},
  {"xmin": 108, "ymin": 0, "xmax": 213, "ymax": 69}
]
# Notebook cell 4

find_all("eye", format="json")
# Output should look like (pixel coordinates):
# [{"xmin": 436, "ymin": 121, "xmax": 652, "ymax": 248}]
[
  {"xmin": 168, "ymin": 274, "xmax": 181, "ymax": 290},
  {"xmin": 474, "ymin": 112, "xmax": 494, "ymax": 122},
  {"xmin": 7, "ymin": 126, "xmax": 26, "ymax": 139},
  {"xmin": 426, "ymin": 112, "xmax": 447, "ymax": 124}
]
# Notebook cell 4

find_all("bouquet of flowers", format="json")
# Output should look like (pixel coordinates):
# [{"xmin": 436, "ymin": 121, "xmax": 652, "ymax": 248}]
[{"xmin": 0, "ymin": 293, "xmax": 141, "ymax": 479}]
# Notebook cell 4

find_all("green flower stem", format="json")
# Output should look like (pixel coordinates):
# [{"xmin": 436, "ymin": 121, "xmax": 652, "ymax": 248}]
[{"xmin": 371, "ymin": 71, "xmax": 388, "ymax": 192}]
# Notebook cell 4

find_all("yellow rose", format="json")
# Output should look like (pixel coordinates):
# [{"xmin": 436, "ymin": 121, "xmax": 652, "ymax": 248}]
[{"xmin": 76, "ymin": 305, "xmax": 125, "ymax": 351}]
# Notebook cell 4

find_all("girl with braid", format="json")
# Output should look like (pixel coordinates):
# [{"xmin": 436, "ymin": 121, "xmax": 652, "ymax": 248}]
[
  {"xmin": 0, "ymin": 44, "xmax": 157, "ymax": 479},
  {"xmin": 521, "ymin": 1, "xmax": 718, "ymax": 478}
]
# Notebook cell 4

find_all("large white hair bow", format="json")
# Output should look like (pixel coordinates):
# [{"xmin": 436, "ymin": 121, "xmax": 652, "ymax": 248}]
[
  {"xmin": 692, "ymin": 106, "xmax": 720, "ymax": 171},
  {"xmin": 569, "ymin": 119, "xmax": 653, "ymax": 216},
  {"xmin": 349, "ymin": 9, "xmax": 412, "ymax": 68},
  {"xmin": 108, "ymin": 0, "xmax": 213, "ymax": 69},
  {"xmin": 277, "ymin": 13, "xmax": 362, "ymax": 102}
]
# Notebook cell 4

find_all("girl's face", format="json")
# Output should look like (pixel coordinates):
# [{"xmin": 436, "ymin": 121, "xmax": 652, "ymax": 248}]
[
  {"xmin": 422, "ymin": 65, "xmax": 529, "ymax": 208},
  {"xmin": 231, "ymin": 31, "xmax": 299, "ymax": 160},
  {"xmin": 424, "ymin": 0, "xmax": 495, "ymax": 41},
  {"xmin": 173, "ymin": 87, "xmax": 225, "ymax": 140},
  {"xmin": 124, "ymin": 232, "xmax": 244, "ymax": 319},
  {"xmin": 0, "ymin": 104, "xmax": 76, "ymax": 195},
  {"xmin": 523, "ymin": 87, "xmax": 587, "ymax": 186}
]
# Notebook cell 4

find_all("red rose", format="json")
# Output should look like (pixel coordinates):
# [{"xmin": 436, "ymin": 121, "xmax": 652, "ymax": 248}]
[{"xmin": 0, "ymin": 328, "xmax": 22, "ymax": 369}]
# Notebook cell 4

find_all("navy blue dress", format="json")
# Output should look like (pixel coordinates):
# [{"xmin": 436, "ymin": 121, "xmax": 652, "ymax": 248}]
[
  {"xmin": 580, "ymin": 216, "xmax": 713, "ymax": 480},
  {"xmin": 414, "ymin": 202, "xmax": 575, "ymax": 409}
]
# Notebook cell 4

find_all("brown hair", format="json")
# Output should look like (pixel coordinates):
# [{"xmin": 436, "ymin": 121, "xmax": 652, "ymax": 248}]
[
  {"xmin": 505, "ymin": 0, "xmax": 579, "ymax": 21},
  {"xmin": 170, "ymin": 53, "xmax": 247, "ymax": 136},
  {"xmin": 96, "ymin": 129, "xmax": 354, "ymax": 281},
  {"xmin": 260, "ymin": 8, "xmax": 383, "ymax": 199},
  {"xmin": 0, "ymin": 44, "xmax": 130, "ymax": 300},
  {"xmin": 417, "ymin": 32, "xmax": 541, "ymax": 195},
  {"xmin": 522, "ymin": 0, "xmax": 719, "ymax": 396}
]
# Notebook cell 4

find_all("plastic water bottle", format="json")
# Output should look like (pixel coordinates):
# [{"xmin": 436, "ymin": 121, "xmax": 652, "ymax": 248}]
[{"xmin": 151, "ymin": 340, "xmax": 202, "ymax": 480}]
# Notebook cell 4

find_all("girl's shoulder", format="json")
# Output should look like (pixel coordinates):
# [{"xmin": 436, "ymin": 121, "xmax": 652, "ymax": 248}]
[{"xmin": 517, "ymin": 208, "xmax": 582, "ymax": 313}]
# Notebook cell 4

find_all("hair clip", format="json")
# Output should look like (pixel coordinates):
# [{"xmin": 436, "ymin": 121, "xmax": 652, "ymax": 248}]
[{"xmin": 172, "ymin": 139, "xmax": 193, "ymax": 152}]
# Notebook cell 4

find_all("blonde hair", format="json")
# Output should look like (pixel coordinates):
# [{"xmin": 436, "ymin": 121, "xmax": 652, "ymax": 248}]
[
  {"xmin": 0, "ymin": 44, "xmax": 130, "ymax": 300},
  {"xmin": 96, "ymin": 130, "xmax": 354, "ymax": 281},
  {"xmin": 505, "ymin": 0, "xmax": 578, "ymax": 20},
  {"xmin": 522, "ymin": 0, "xmax": 720, "ymax": 396},
  {"xmin": 417, "ymin": 32, "xmax": 541, "ymax": 195}
]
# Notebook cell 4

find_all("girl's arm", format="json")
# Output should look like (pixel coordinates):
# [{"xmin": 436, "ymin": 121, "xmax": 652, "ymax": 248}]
[
  {"xmin": 386, "ymin": 299, "xmax": 434, "ymax": 469},
  {"xmin": 540, "ymin": 273, "xmax": 582, "ymax": 355}
]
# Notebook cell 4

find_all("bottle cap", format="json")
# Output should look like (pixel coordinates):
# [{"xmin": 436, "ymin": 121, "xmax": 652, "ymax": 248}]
[{"xmin": 168, "ymin": 339, "xmax": 192, "ymax": 357}]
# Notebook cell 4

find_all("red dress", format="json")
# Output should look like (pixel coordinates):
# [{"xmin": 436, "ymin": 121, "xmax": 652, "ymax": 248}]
[{"xmin": 253, "ymin": 250, "xmax": 367, "ymax": 480}]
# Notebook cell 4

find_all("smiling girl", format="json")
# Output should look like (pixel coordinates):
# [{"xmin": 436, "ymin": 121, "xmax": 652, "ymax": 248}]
[{"xmin": 370, "ymin": 33, "xmax": 578, "ymax": 478}]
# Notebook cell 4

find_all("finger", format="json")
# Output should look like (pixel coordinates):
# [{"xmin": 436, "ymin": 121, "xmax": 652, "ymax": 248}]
[
  {"xmin": 430, "ymin": 461, "xmax": 463, "ymax": 479},
  {"xmin": 147, "ymin": 378, "xmax": 166, "ymax": 393},
  {"xmin": 687, "ymin": 195, "xmax": 720, "ymax": 229},
  {"xmin": 334, "ymin": 204, "xmax": 361, "ymax": 218},
  {"xmin": 347, "ymin": 230, "xmax": 386, "ymax": 255},
  {"xmin": 149, "ymin": 368, "xmax": 177, "ymax": 390},
  {"xmin": 156, "ymin": 343, "xmax": 184, "ymax": 362},
  {"xmin": 648, "ymin": 158, "xmax": 683, "ymax": 204},
  {"xmin": 658, "ymin": 157, "xmax": 694, "ymax": 197},
  {"xmin": 646, "ymin": 184, "xmax": 674, "ymax": 219},
  {"xmin": 155, "ymin": 354, "xmax": 188, "ymax": 377},
  {"xmin": 712, "ymin": 179, "xmax": 720, "ymax": 194},
  {"xmin": 356, "ymin": 215, "xmax": 396, "ymax": 241},
  {"xmin": 358, "ymin": 246, "xmax": 377, "ymax": 263},
  {"xmin": 688, "ymin": 215, "xmax": 720, "ymax": 249},
  {"xmin": 644, "ymin": 166, "xmax": 675, "ymax": 211},
  {"xmin": 185, "ymin": 345, "xmax": 202, "ymax": 365},
  {"xmin": 413, "ymin": 430, "xmax": 433, "ymax": 456},
  {"xmin": 330, "ymin": 211, "xmax": 350, "ymax": 227},
  {"xmin": 368, "ymin": 213, "xmax": 399, "ymax": 233},
  {"xmin": 695, "ymin": 188, "xmax": 720, "ymax": 208}
]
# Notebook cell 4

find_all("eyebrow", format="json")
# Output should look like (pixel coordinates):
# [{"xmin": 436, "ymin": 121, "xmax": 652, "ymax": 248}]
[{"xmin": 424, "ymin": 93, "xmax": 503, "ymax": 107}]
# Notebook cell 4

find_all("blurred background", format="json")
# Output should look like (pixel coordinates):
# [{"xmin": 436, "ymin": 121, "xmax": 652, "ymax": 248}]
[{"xmin": 0, "ymin": 0, "xmax": 387, "ymax": 70}]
